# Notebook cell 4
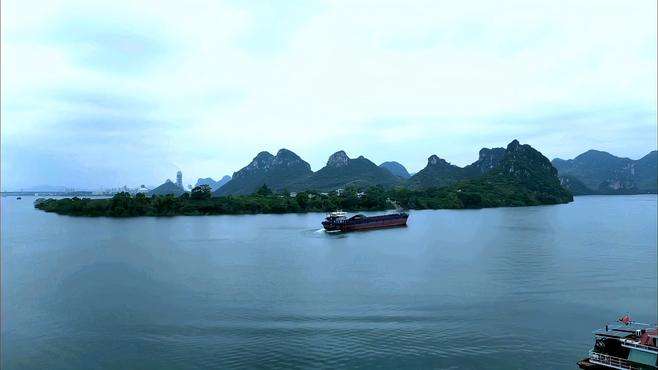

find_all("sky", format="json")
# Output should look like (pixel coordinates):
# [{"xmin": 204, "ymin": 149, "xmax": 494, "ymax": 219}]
[{"xmin": 1, "ymin": 0, "xmax": 656, "ymax": 190}]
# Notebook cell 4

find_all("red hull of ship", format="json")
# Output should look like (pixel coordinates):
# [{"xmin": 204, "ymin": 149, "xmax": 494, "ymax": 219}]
[{"xmin": 338, "ymin": 216, "xmax": 408, "ymax": 232}]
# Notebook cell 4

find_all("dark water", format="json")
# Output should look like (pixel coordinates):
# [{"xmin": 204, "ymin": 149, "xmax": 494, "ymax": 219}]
[{"xmin": 2, "ymin": 196, "xmax": 656, "ymax": 369}]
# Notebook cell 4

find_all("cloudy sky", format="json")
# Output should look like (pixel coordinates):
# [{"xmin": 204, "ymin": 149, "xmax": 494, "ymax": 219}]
[{"xmin": 2, "ymin": 0, "xmax": 656, "ymax": 190}]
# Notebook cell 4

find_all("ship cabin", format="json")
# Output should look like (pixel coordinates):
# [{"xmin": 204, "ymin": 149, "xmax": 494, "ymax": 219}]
[
  {"xmin": 587, "ymin": 322, "xmax": 657, "ymax": 369},
  {"xmin": 325, "ymin": 211, "xmax": 347, "ymax": 221}
]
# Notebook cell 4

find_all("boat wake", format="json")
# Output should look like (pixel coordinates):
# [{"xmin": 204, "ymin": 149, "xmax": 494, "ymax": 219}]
[{"xmin": 301, "ymin": 227, "xmax": 348, "ymax": 239}]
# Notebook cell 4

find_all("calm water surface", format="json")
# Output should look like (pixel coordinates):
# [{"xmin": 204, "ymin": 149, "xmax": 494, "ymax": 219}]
[{"xmin": 1, "ymin": 195, "xmax": 656, "ymax": 369}]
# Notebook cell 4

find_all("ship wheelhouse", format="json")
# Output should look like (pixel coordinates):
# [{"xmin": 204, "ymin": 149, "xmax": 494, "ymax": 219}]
[{"xmin": 325, "ymin": 211, "xmax": 347, "ymax": 221}]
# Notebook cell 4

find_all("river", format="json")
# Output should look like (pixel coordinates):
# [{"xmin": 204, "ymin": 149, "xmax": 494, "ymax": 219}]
[{"xmin": 1, "ymin": 195, "xmax": 656, "ymax": 369}]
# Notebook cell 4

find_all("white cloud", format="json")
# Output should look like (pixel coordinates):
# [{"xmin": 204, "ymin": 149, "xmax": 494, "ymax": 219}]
[{"xmin": 1, "ymin": 0, "xmax": 656, "ymax": 189}]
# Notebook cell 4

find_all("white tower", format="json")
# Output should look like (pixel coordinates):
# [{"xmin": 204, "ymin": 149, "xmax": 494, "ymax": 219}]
[{"xmin": 176, "ymin": 171, "xmax": 183, "ymax": 189}]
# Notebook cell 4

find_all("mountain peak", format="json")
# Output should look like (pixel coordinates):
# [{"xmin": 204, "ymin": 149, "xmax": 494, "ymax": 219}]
[
  {"xmin": 470, "ymin": 147, "xmax": 506, "ymax": 174},
  {"xmin": 272, "ymin": 148, "xmax": 309, "ymax": 169},
  {"xmin": 506, "ymin": 139, "xmax": 521, "ymax": 151},
  {"xmin": 255, "ymin": 151, "xmax": 274, "ymax": 160},
  {"xmin": 288, "ymin": 150, "xmax": 399, "ymax": 191},
  {"xmin": 149, "ymin": 179, "xmax": 186, "ymax": 196},
  {"xmin": 407, "ymin": 155, "xmax": 463, "ymax": 189},
  {"xmin": 427, "ymin": 155, "xmax": 449, "ymax": 166},
  {"xmin": 234, "ymin": 151, "xmax": 275, "ymax": 178},
  {"xmin": 379, "ymin": 161, "xmax": 411, "ymax": 179},
  {"xmin": 478, "ymin": 147, "xmax": 504, "ymax": 160},
  {"xmin": 195, "ymin": 175, "xmax": 232, "ymax": 191},
  {"xmin": 276, "ymin": 148, "xmax": 296, "ymax": 157},
  {"xmin": 327, "ymin": 151, "xmax": 350, "ymax": 167},
  {"xmin": 218, "ymin": 149, "xmax": 312, "ymax": 195},
  {"xmin": 575, "ymin": 149, "xmax": 618, "ymax": 162}
]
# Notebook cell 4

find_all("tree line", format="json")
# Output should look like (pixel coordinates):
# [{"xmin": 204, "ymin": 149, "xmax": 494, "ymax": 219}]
[{"xmin": 34, "ymin": 175, "xmax": 570, "ymax": 217}]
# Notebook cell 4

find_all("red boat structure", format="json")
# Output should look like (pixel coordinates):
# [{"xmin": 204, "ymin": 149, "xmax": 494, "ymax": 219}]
[{"xmin": 321, "ymin": 211, "xmax": 409, "ymax": 232}]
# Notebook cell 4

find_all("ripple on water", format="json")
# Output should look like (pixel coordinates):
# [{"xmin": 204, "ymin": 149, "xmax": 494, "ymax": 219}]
[{"xmin": 1, "ymin": 195, "xmax": 656, "ymax": 369}]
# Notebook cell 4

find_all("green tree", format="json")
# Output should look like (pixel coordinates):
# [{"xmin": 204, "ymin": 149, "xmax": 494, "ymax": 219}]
[
  {"xmin": 109, "ymin": 192, "xmax": 132, "ymax": 216},
  {"xmin": 295, "ymin": 192, "xmax": 308, "ymax": 210},
  {"xmin": 153, "ymin": 195, "xmax": 183, "ymax": 216},
  {"xmin": 191, "ymin": 185, "xmax": 212, "ymax": 200},
  {"xmin": 255, "ymin": 184, "xmax": 273, "ymax": 196}
]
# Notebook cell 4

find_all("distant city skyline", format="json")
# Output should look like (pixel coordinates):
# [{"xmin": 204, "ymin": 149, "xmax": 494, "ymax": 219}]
[{"xmin": 1, "ymin": 0, "xmax": 656, "ymax": 190}]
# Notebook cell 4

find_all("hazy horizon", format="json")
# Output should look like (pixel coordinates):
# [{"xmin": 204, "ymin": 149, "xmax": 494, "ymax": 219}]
[{"xmin": 2, "ymin": 0, "xmax": 656, "ymax": 190}]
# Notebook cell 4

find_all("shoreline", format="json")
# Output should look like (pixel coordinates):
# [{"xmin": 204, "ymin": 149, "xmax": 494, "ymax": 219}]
[
  {"xmin": 27, "ymin": 193, "xmax": 658, "ymax": 218},
  {"xmin": 32, "ymin": 192, "xmax": 574, "ymax": 218}
]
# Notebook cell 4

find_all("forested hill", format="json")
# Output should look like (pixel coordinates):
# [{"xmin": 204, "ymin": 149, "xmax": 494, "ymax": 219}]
[
  {"xmin": 34, "ymin": 140, "xmax": 573, "ymax": 217},
  {"xmin": 447, "ymin": 139, "xmax": 573, "ymax": 207},
  {"xmin": 215, "ymin": 149, "xmax": 313, "ymax": 196},
  {"xmin": 287, "ymin": 151, "xmax": 402, "ymax": 192},
  {"xmin": 552, "ymin": 150, "xmax": 657, "ymax": 195},
  {"xmin": 406, "ymin": 146, "xmax": 507, "ymax": 189}
]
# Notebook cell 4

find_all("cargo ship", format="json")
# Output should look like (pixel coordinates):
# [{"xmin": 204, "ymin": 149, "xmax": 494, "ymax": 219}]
[
  {"xmin": 321, "ymin": 211, "xmax": 408, "ymax": 232},
  {"xmin": 578, "ymin": 315, "xmax": 657, "ymax": 369}
]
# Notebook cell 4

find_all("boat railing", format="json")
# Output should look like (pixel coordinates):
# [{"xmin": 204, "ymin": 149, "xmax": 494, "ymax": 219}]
[
  {"xmin": 621, "ymin": 339, "xmax": 658, "ymax": 354},
  {"xmin": 589, "ymin": 350, "xmax": 639, "ymax": 370}
]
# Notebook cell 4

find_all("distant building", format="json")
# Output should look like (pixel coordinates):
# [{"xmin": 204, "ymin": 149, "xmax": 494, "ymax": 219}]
[{"xmin": 176, "ymin": 171, "xmax": 183, "ymax": 189}]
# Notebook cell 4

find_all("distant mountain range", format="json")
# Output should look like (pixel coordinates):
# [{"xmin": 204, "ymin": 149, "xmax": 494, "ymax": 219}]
[
  {"xmin": 195, "ymin": 175, "xmax": 231, "ymax": 191},
  {"xmin": 406, "ymin": 147, "xmax": 507, "ymax": 189},
  {"xmin": 213, "ymin": 149, "xmax": 401, "ymax": 195},
  {"xmin": 286, "ymin": 151, "xmax": 401, "ymax": 192},
  {"xmin": 146, "ymin": 143, "xmax": 656, "ymax": 198},
  {"xmin": 552, "ymin": 150, "xmax": 657, "ymax": 195},
  {"xmin": 211, "ymin": 140, "xmax": 571, "ymax": 202}
]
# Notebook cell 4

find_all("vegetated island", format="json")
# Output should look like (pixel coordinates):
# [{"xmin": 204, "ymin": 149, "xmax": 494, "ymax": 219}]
[{"xmin": 34, "ymin": 140, "xmax": 573, "ymax": 217}]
